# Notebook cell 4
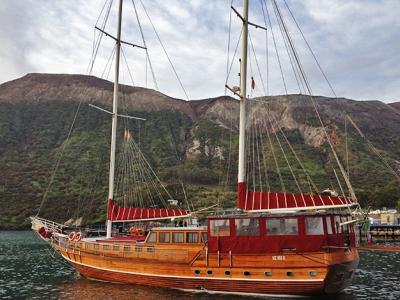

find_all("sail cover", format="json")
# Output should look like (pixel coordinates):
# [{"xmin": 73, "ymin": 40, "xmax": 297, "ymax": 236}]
[
  {"xmin": 237, "ymin": 183, "xmax": 356, "ymax": 212},
  {"xmin": 107, "ymin": 200, "xmax": 190, "ymax": 221}
]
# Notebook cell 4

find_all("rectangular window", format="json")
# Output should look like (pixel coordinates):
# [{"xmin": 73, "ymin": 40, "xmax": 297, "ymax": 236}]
[
  {"xmin": 123, "ymin": 245, "xmax": 131, "ymax": 252},
  {"xmin": 85, "ymin": 243, "xmax": 91, "ymax": 249},
  {"xmin": 235, "ymin": 218, "xmax": 259, "ymax": 236},
  {"xmin": 135, "ymin": 245, "xmax": 142, "ymax": 252},
  {"xmin": 103, "ymin": 245, "xmax": 110, "ymax": 251},
  {"xmin": 266, "ymin": 218, "xmax": 298, "ymax": 235},
  {"xmin": 147, "ymin": 232, "xmax": 157, "ymax": 243},
  {"xmin": 147, "ymin": 246, "xmax": 155, "ymax": 253},
  {"xmin": 210, "ymin": 219, "xmax": 230, "ymax": 237},
  {"xmin": 113, "ymin": 245, "xmax": 119, "ymax": 251},
  {"xmin": 186, "ymin": 232, "xmax": 199, "ymax": 243},
  {"xmin": 172, "ymin": 232, "xmax": 184, "ymax": 243},
  {"xmin": 201, "ymin": 232, "xmax": 208, "ymax": 243},
  {"xmin": 159, "ymin": 232, "xmax": 170, "ymax": 243},
  {"xmin": 94, "ymin": 244, "xmax": 99, "ymax": 250},
  {"xmin": 305, "ymin": 217, "xmax": 324, "ymax": 235},
  {"xmin": 326, "ymin": 216, "xmax": 333, "ymax": 234},
  {"xmin": 334, "ymin": 215, "xmax": 342, "ymax": 233}
]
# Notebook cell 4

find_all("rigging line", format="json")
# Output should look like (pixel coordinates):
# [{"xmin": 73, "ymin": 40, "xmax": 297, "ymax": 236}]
[
  {"xmin": 345, "ymin": 116, "xmax": 349, "ymax": 180},
  {"xmin": 255, "ymin": 121, "xmax": 263, "ymax": 192},
  {"xmin": 121, "ymin": 46, "xmax": 135, "ymax": 86},
  {"xmin": 270, "ymin": 0, "xmax": 303, "ymax": 94},
  {"xmin": 332, "ymin": 167, "xmax": 346, "ymax": 197},
  {"xmin": 87, "ymin": 0, "xmax": 114, "ymax": 75},
  {"xmin": 263, "ymin": 0, "xmax": 288, "ymax": 94},
  {"xmin": 132, "ymin": 140, "xmax": 173, "ymax": 207},
  {"xmin": 225, "ymin": 0, "xmax": 234, "ymax": 95},
  {"xmin": 131, "ymin": 0, "xmax": 159, "ymax": 91},
  {"xmin": 261, "ymin": 101, "xmax": 318, "ymax": 192},
  {"xmin": 225, "ymin": 29, "xmax": 243, "ymax": 89},
  {"xmin": 101, "ymin": 45, "xmax": 116, "ymax": 78},
  {"xmin": 139, "ymin": 0, "xmax": 189, "ymax": 100},
  {"xmin": 87, "ymin": 0, "xmax": 111, "ymax": 74},
  {"xmin": 260, "ymin": 0, "xmax": 269, "ymax": 95},
  {"xmin": 36, "ymin": 101, "xmax": 84, "ymax": 217},
  {"xmin": 282, "ymin": 0, "xmax": 336, "ymax": 98},
  {"xmin": 248, "ymin": 32, "xmax": 267, "ymax": 95},
  {"xmin": 272, "ymin": 0, "xmax": 356, "ymax": 200},
  {"xmin": 346, "ymin": 114, "xmax": 400, "ymax": 181},
  {"xmin": 266, "ymin": 108, "xmax": 303, "ymax": 195},
  {"xmin": 265, "ymin": 108, "xmax": 286, "ymax": 192},
  {"xmin": 258, "ymin": 120, "xmax": 271, "ymax": 191}
]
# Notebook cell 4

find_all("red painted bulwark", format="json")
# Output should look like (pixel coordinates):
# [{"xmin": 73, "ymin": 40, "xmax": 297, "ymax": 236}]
[{"xmin": 237, "ymin": 182, "xmax": 354, "ymax": 211}]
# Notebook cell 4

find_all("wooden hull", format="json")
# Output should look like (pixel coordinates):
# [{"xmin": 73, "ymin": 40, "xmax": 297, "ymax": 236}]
[{"xmin": 53, "ymin": 240, "xmax": 359, "ymax": 296}]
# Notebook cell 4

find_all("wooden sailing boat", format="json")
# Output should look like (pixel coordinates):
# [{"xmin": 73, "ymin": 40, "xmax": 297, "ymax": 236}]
[{"xmin": 32, "ymin": 0, "xmax": 359, "ymax": 296}]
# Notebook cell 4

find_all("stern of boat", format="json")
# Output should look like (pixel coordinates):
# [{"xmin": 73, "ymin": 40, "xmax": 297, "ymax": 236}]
[{"xmin": 323, "ymin": 248, "xmax": 360, "ymax": 294}]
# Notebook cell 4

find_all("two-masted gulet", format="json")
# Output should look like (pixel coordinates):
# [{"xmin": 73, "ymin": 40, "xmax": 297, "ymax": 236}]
[{"xmin": 32, "ymin": 0, "xmax": 359, "ymax": 296}]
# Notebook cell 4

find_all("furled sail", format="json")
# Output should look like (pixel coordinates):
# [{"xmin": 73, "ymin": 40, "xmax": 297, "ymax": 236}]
[
  {"xmin": 237, "ymin": 183, "xmax": 356, "ymax": 212},
  {"xmin": 107, "ymin": 199, "xmax": 190, "ymax": 221}
]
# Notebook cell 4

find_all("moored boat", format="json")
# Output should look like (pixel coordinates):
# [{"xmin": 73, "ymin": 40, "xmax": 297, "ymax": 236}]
[{"xmin": 32, "ymin": 0, "xmax": 361, "ymax": 296}]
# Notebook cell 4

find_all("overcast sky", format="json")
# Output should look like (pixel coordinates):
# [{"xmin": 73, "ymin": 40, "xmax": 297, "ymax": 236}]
[{"xmin": 0, "ymin": 0, "xmax": 399, "ymax": 103}]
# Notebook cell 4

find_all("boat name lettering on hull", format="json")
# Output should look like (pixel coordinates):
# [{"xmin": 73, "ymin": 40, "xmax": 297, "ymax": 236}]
[{"xmin": 272, "ymin": 255, "xmax": 286, "ymax": 261}]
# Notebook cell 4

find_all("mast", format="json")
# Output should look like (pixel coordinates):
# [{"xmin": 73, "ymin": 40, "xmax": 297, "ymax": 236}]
[
  {"xmin": 238, "ymin": 0, "xmax": 249, "ymax": 185},
  {"xmin": 106, "ymin": 0, "xmax": 123, "ymax": 238}
]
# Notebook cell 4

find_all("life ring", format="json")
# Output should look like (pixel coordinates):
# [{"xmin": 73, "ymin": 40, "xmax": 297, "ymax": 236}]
[
  {"xmin": 129, "ymin": 227, "xmax": 138, "ymax": 235},
  {"xmin": 137, "ymin": 228, "xmax": 144, "ymax": 236},
  {"xmin": 68, "ymin": 231, "xmax": 76, "ymax": 241},
  {"xmin": 74, "ymin": 232, "xmax": 82, "ymax": 242}
]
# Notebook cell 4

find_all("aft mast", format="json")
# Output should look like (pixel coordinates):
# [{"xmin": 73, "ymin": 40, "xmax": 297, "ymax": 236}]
[
  {"xmin": 106, "ymin": 0, "xmax": 123, "ymax": 238},
  {"xmin": 237, "ymin": 0, "xmax": 249, "ymax": 201}
]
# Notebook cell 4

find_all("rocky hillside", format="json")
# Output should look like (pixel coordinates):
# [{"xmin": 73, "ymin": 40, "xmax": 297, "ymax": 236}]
[{"xmin": 0, "ymin": 73, "xmax": 399, "ymax": 228}]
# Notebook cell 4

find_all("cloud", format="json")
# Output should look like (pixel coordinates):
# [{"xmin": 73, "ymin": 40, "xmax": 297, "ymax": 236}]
[{"xmin": 0, "ymin": 0, "xmax": 398, "ymax": 103}]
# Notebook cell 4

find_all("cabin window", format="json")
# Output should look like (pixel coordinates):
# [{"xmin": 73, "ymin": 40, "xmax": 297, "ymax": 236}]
[
  {"xmin": 147, "ymin": 232, "xmax": 157, "ymax": 243},
  {"xmin": 172, "ymin": 232, "xmax": 184, "ymax": 243},
  {"xmin": 94, "ymin": 244, "xmax": 99, "ymax": 250},
  {"xmin": 305, "ymin": 217, "xmax": 324, "ymax": 235},
  {"xmin": 159, "ymin": 232, "xmax": 170, "ymax": 243},
  {"xmin": 123, "ymin": 245, "xmax": 131, "ymax": 252},
  {"xmin": 201, "ymin": 232, "xmax": 208, "ymax": 243},
  {"xmin": 326, "ymin": 216, "xmax": 333, "ymax": 234},
  {"xmin": 135, "ymin": 245, "xmax": 142, "ymax": 252},
  {"xmin": 264, "ymin": 271, "xmax": 272, "ymax": 276},
  {"xmin": 235, "ymin": 218, "xmax": 259, "ymax": 236},
  {"xmin": 266, "ymin": 218, "xmax": 298, "ymax": 235},
  {"xmin": 113, "ymin": 245, "xmax": 119, "ymax": 251},
  {"xmin": 334, "ymin": 215, "xmax": 342, "ymax": 233},
  {"xmin": 210, "ymin": 219, "xmax": 230, "ymax": 237},
  {"xmin": 103, "ymin": 245, "xmax": 110, "ymax": 251},
  {"xmin": 147, "ymin": 246, "xmax": 155, "ymax": 253},
  {"xmin": 186, "ymin": 232, "xmax": 199, "ymax": 243},
  {"xmin": 85, "ymin": 243, "xmax": 91, "ymax": 249}
]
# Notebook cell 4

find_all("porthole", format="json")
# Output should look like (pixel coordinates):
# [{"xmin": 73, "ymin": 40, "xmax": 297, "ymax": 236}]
[
  {"xmin": 309, "ymin": 271, "xmax": 317, "ymax": 277},
  {"xmin": 225, "ymin": 271, "xmax": 231, "ymax": 276},
  {"xmin": 243, "ymin": 271, "xmax": 251, "ymax": 276},
  {"xmin": 286, "ymin": 271, "xmax": 294, "ymax": 277},
  {"xmin": 264, "ymin": 271, "xmax": 272, "ymax": 276},
  {"xmin": 207, "ymin": 270, "xmax": 213, "ymax": 275},
  {"xmin": 194, "ymin": 269, "xmax": 200, "ymax": 275}
]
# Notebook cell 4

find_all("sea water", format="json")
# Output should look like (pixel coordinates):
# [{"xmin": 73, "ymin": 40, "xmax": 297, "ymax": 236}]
[{"xmin": 1, "ymin": 231, "xmax": 399, "ymax": 300}]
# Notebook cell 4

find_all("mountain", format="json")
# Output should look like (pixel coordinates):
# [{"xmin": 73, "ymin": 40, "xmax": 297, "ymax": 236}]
[{"xmin": 0, "ymin": 73, "xmax": 399, "ymax": 229}]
